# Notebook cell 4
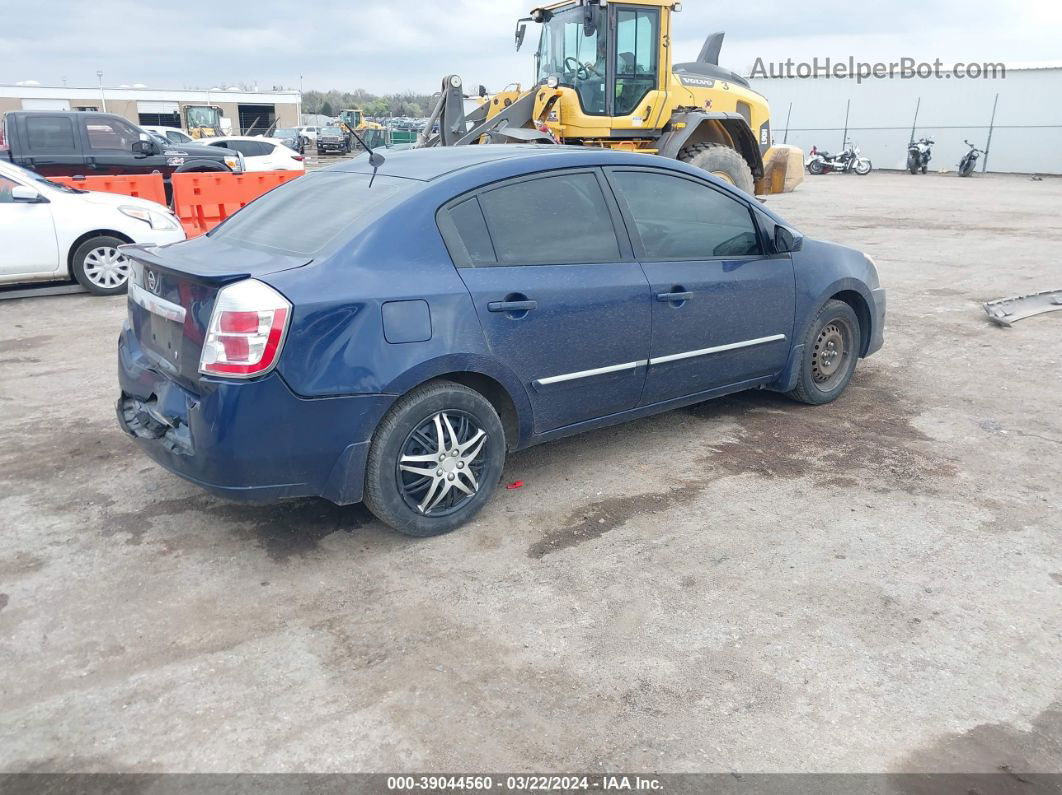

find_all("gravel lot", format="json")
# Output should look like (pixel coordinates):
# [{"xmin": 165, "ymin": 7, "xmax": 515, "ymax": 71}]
[{"xmin": 0, "ymin": 170, "xmax": 1059, "ymax": 774}]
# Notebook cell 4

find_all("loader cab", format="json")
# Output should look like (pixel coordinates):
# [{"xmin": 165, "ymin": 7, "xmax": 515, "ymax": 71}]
[
  {"xmin": 339, "ymin": 109, "xmax": 364, "ymax": 128},
  {"xmin": 532, "ymin": 0, "xmax": 664, "ymax": 120}
]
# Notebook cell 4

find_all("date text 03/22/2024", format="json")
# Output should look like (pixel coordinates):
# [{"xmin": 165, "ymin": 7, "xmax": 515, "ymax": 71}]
[{"xmin": 385, "ymin": 775, "xmax": 664, "ymax": 791}]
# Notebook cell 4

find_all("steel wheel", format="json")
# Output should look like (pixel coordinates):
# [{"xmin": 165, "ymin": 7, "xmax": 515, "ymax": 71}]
[
  {"xmin": 396, "ymin": 410, "xmax": 488, "ymax": 516},
  {"xmin": 82, "ymin": 246, "xmax": 130, "ymax": 290},
  {"xmin": 811, "ymin": 318, "xmax": 854, "ymax": 392}
]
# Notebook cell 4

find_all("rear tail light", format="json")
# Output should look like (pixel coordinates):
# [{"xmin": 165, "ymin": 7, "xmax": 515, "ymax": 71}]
[
  {"xmin": 199, "ymin": 279, "xmax": 291, "ymax": 378},
  {"xmin": 292, "ymin": 154, "xmax": 304, "ymax": 161}
]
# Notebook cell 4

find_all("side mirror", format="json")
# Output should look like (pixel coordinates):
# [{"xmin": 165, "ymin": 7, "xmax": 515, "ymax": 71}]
[
  {"xmin": 132, "ymin": 139, "xmax": 157, "ymax": 156},
  {"xmin": 478, "ymin": 84, "xmax": 488, "ymax": 98},
  {"xmin": 774, "ymin": 225, "xmax": 803, "ymax": 253},
  {"xmin": 515, "ymin": 20, "xmax": 527, "ymax": 51},
  {"xmin": 11, "ymin": 185, "xmax": 45, "ymax": 203}
]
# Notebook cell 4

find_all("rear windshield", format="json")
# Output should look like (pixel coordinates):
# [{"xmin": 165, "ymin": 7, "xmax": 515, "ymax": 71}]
[{"xmin": 208, "ymin": 171, "xmax": 419, "ymax": 256}]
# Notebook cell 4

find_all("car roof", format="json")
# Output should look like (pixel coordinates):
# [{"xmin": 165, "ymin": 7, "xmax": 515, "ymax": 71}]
[
  {"xmin": 323, "ymin": 143, "xmax": 740, "ymax": 184},
  {"xmin": 324, "ymin": 144, "xmax": 592, "ymax": 181}
]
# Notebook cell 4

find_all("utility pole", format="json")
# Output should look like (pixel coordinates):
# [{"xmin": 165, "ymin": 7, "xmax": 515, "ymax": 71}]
[
  {"xmin": 841, "ymin": 98, "xmax": 850, "ymax": 150},
  {"xmin": 97, "ymin": 70, "xmax": 107, "ymax": 112},
  {"xmin": 983, "ymin": 92, "xmax": 999, "ymax": 173},
  {"xmin": 298, "ymin": 73, "xmax": 303, "ymax": 126}
]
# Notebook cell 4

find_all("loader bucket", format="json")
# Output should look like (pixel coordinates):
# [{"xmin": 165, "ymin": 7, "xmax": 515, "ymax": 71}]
[{"xmin": 758, "ymin": 145, "xmax": 805, "ymax": 194}]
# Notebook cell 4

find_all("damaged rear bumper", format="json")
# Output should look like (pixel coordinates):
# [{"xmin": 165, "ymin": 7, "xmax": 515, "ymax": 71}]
[{"xmin": 116, "ymin": 324, "xmax": 391, "ymax": 504}]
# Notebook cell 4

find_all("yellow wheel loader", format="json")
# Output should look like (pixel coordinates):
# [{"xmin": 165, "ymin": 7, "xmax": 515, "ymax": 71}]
[
  {"xmin": 338, "ymin": 108, "xmax": 387, "ymax": 150},
  {"xmin": 417, "ymin": 0, "xmax": 802, "ymax": 195},
  {"xmin": 182, "ymin": 105, "xmax": 224, "ymax": 139}
]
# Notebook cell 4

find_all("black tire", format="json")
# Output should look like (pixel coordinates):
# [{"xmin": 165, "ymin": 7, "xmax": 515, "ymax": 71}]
[
  {"xmin": 921, "ymin": 165, "xmax": 928, "ymax": 175},
  {"xmin": 786, "ymin": 300, "xmax": 861, "ymax": 406},
  {"xmin": 71, "ymin": 235, "xmax": 131, "ymax": 296},
  {"xmin": 364, "ymin": 381, "xmax": 506, "ymax": 537},
  {"xmin": 808, "ymin": 159, "xmax": 824, "ymax": 175},
  {"xmin": 678, "ymin": 142, "xmax": 756, "ymax": 194},
  {"xmin": 907, "ymin": 155, "xmax": 919, "ymax": 175},
  {"xmin": 854, "ymin": 158, "xmax": 872, "ymax": 175}
]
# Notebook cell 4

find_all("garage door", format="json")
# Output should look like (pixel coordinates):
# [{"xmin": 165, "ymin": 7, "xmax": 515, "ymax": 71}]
[
  {"xmin": 237, "ymin": 104, "xmax": 276, "ymax": 135},
  {"xmin": 21, "ymin": 99, "xmax": 71, "ymax": 111},
  {"xmin": 137, "ymin": 101, "xmax": 182, "ymax": 128}
]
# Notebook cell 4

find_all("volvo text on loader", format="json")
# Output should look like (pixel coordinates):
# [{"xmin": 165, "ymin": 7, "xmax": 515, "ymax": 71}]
[{"xmin": 416, "ymin": 0, "xmax": 802, "ymax": 195}]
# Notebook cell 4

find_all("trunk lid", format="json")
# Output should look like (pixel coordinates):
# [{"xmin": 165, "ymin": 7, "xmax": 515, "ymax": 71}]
[{"xmin": 123, "ymin": 236, "xmax": 309, "ymax": 390}]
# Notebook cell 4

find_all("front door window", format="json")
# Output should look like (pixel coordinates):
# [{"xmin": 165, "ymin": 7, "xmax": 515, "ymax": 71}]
[{"xmin": 536, "ymin": 6, "xmax": 607, "ymax": 115}]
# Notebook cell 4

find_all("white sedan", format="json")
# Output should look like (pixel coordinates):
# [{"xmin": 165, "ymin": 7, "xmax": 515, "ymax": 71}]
[
  {"xmin": 196, "ymin": 136, "xmax": 306, "ymax": 172},
  {"xmin": 0, "ymin": 160, "xmax": 185, "ymax": 295},
  {"xmin": 140, "ymin": 125, "xmax": 196, "ymax": 145}
]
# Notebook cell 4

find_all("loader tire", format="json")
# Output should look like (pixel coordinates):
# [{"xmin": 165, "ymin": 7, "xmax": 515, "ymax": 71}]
[{"xmin": 678, "ymin": 143, "xmax": 756, "ymax": 195}]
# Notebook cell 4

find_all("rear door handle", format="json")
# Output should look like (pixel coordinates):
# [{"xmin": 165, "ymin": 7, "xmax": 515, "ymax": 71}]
[
  {"xmin": 656, "ymin": 291, "xmax": 693, "ymax": 302},
  {"xmin": 488, "ymin": 300, "xmax": 537, "ymax": 313}
]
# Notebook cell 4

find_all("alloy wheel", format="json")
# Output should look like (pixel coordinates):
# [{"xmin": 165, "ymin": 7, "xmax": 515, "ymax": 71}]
[{"xmin": 396, "ymin": 411, "xmax": 488, "ymax": 516}]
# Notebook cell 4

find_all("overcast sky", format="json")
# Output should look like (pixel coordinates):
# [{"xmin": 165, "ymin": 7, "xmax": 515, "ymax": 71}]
[{"xmin": 3, "ymin": 0, "xmax": 1059, "ymax": 94}]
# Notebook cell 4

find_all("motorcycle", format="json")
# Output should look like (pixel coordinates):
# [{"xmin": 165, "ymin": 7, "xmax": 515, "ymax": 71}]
[
  {"xmin": 908, "ymin": 138, "xmax": 934, "ymax": 174},
  {"xmin": 807, "ymin": 141, "xmax": 872, "ymax": 175},
  {"xmin": 958, "ymin": 139, "xmax": 986, "ymax": 177}
]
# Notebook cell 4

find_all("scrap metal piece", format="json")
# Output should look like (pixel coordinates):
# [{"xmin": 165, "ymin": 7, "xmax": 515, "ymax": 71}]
[{"xmin": 983, "ymin": 289, "xmax": 1062, "ymax": 326}]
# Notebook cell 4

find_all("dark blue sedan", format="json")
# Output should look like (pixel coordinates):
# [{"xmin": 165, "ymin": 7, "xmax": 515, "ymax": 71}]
[{"xmin": 117, "ymin": 145, "xmax": 885, "ymax": 536}]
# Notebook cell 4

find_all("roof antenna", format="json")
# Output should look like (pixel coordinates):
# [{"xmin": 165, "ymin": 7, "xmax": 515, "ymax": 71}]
[{"xmin": 346, "ymin": 127, "xmax": 385, "ymax": 187}]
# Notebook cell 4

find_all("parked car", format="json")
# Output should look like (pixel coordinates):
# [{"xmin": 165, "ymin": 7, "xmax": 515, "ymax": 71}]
[
  {"xmin": 296, "ymin": 126, "xmax": 319, "ymax": 142},
  {"xmin": 117, "ymin": 146, "xmax": 885, "ymax": 536},
  {"xmin": 140, "ymin": 125, "xmax": 195, "ymax": 146},
  {"xmin": 315, "ymin": 126, "xmax": 349, "ymax": 154},
  {"xmin": 197, "ymin": 136, "xmax": 305, "ymax": 172},
  {"xmin": 0, "ymin": 112, "xmax": 242, "ymax": 183},
  {"xmin": 0, "ymin": 160, "xmax": 184, "ymax": 294},
  {"xmin": 269, "ymin": 127, "xmax": 304, "ymax": 155}
]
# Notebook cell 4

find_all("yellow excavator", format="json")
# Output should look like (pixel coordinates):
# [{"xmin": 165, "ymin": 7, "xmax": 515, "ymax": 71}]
[{"xmin": 417, "ymin": 0, "xmax": 801, "ymax": 195}]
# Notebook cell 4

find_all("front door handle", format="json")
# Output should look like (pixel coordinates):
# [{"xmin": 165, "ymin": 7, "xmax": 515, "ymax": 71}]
[
  {"xmin": 656, "ymin": 291, "xmax": 693, "ymax": 302},
  {"xmin": 488, "ymin": 300, "xmax": 537, "ymax": 313}
]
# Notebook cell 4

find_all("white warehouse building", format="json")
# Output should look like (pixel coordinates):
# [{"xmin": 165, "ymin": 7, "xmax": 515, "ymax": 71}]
[{"xmin": 749, "ymin": 63, "xmax": 1062, "ymax": 175}]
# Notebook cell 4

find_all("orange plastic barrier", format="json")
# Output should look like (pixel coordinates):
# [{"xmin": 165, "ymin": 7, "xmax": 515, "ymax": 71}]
[
  {"xmin": 170, "ymin": 171, "xmax": 304, "ymax": 237},
  {"xmin": 49, "ymin": 174, "xmax": 168, "ymax": 207}
]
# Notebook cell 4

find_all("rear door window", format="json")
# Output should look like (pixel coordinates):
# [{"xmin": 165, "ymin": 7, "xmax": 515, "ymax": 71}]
[
  {"xmin": 447, "ymin": 197, "xmax": 496, "ymax": 265},
  {"xmin": 473, "ymin": 171, "xmax": 621, "ymax": 265},
  {"xmin": 220, "ymin": 140, "xmax": 255, "ymax": 156},
  {"xmin": 25, "ymin": 116, "xmax": 77, "ymax": 152}
]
